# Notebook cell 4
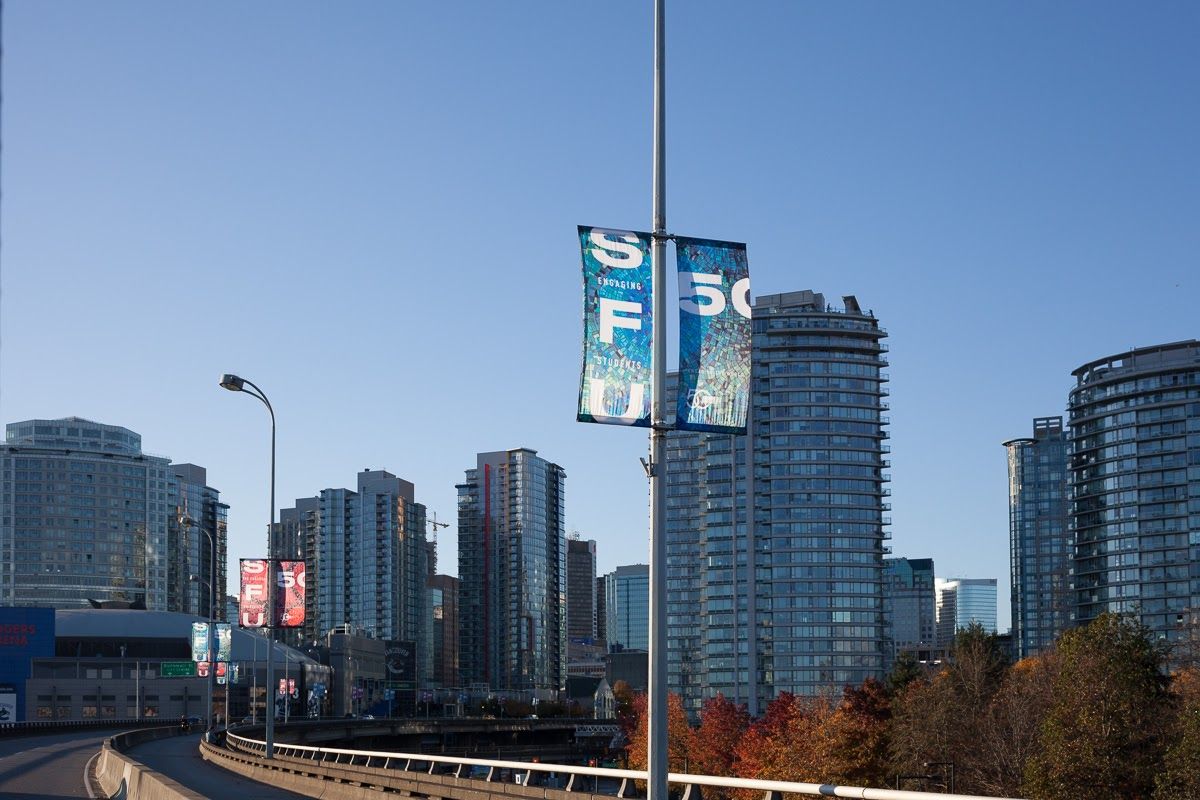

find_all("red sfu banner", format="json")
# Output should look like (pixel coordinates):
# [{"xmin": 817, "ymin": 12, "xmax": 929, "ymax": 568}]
[
  {"xmin": 240, "ymin": 559, "xmax": 306, "ymax": 628},
  {"xmin": 239, "ymin": 559, "xmax": 270, "ymax": 628},
  {"xmin": 275, "ymin": 561, "xmax": 305, "ymax": 628}
]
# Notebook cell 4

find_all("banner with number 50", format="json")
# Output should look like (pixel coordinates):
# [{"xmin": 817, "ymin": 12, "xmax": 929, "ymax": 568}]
[{"xmin": 675, "ymin": 236, "xmax": 751, "ymax": 433}]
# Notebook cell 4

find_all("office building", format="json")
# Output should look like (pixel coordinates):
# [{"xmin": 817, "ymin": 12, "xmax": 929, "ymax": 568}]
[
  {"xmin": 1004, "ymin": 416, "xmax": 1071, "ymax": 659},
  {"xmin": 605, "ymin": 564, "xmax": 649, "ymax": 651},
  {"xmin": 567, "ymin": 537, "xmax": 598, "ymax": 642},
  {"xmin": 276, "ymin": 470, "xmax": 429, "ymax": 681},
  {"xmin": 595, "ymin": 576, "xmax": 608, "ymax": 648},
  {"xmin": 665, "ymin": 291, "xmax": 890, "ymax": 716},
  {"xmin": 1, "ymin": 417, "xmax": 227, "ymax": 614},
  {"xmin": 935, "ymin": 578, "xmax": 998, "ymax": 645},
  {"xmin": 166, "ymin": 464, "xmax": 228, "ymax": 621},
  {"xmin": 1069, "ymin": 341, "xmax": 1200, "ymax": 650},
  {"xmin": 429, "ymin": 574, "xmax": 459, "ymax": 687},
  {"xmin": 457, "ymin": 448, "xmax": 566, "ymax": 692},
  {"xmin": 882, "ymin": 557, "xmax": 937, "ymax": 668}
]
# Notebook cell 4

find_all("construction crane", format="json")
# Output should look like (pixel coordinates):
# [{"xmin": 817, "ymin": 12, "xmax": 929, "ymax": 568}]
[{"xmin": 427, "ymin": 511, "xmax": 450, "ymax": 544}]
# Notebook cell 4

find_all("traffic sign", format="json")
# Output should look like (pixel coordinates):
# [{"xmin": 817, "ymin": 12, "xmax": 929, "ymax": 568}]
[{"xmin": 161, "ymin": 661, "xmax": 197, "ymax": 678}]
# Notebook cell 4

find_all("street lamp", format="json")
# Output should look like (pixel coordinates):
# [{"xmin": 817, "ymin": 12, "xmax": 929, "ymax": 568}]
[
  {"xmin": 184, "ymin": 516, "xmax": 218, "ymax": 736},
  {"xmin": 220, "ymin": 372, "xmax": 277, "ymax": 758}
]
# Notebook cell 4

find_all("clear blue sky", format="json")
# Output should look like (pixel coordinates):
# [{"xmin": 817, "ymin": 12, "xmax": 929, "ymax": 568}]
[{"xmin": 3, "ymin": 2, "xmax": 1197, "ymax": 633}]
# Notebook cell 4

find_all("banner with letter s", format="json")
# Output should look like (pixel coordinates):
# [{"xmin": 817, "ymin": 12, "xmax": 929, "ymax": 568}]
[
  {"xmin": 274, "ymin": 560, "xmax": 306, "ymax": 628},
  {"xmin": 578, "ymin": 226, "xmax": 653, "ymax": 426},
  {"xmin": 239, "ymin": 559, "xmax": 269, "ymax": 628},
  {"xmin": 675, "ymin": 236, "xmax": 751, "ymax": 433}
]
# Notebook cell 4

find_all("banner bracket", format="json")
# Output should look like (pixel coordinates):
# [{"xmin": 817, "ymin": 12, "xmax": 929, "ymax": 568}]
[{"xmin": 640, "ymin": 456, "xmax": 654, "ymax": 478}]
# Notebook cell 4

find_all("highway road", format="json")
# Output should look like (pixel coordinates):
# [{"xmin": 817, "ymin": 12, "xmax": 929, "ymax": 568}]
[
  {"xmin": 0, "ymin": 728, "xmax": 114, "ymax": 799},
  {"xmin": 131, "ymin": 732, "xmax": 310, "ymax": 798}
]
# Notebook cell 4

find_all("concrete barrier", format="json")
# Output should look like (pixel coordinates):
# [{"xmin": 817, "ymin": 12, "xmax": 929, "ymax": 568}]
[{"xmin": 95, "ymin": 725, "xmax": 205, "ymax": 800}]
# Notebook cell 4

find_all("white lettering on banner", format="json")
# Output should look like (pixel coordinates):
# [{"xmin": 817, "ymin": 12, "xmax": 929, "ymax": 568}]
[
  {"xmin": 599, "ymin": 297, "xmax": 643, "ymax": 344},
  {"xmin": 244, "ymin": 583, "xmax": 263, "ymax": 599},
  {"xmin": 243, "ymin": 561, "xmax": 265, "ymax": 573},
  {"xmin": 240, "ymin": 611, "xmax": 264, "ymax": 627},
  {"xmin": 679, "ymin": 272, "xmax": 752, "ymax": 319},
  {"xmin": 587, "ymin": 378, "xmax": 645, "ymax": 424},
  {"xmin": 589, "ymin": 231, "xmax": 644, "ymax": 269},
  {"xmin": 277, "ymin": 570, "xmax": 306, "ymax": 588},
  {"xmin": 732, "ymin": 277, "xmax": 752, "ymax": 318}
]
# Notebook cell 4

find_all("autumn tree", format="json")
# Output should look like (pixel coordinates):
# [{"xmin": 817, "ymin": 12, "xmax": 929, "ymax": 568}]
[
  {"xmin": 889, "ymin": 623, "xmax": 1008, "ymax": 794},
  {"xmin": 732, "ymin": 691, "xmax": 834, "ymax": 798},
  {"xmin": 816, "ymin": 678, "xmax": 891, "ymax": 787},
  {"xmin": 625, "ymin": 691, "xmax": 692, "ymax": 780},
  {"xmin": 1025, "ymin": 613, "xmax": 1169, "ymax": 800},
  {"xmin": 974, "ymin": 653, "xmax": 1059, "ymax": 798},
  {"xmin": 688, "ymin": 693, "xmax": 750, "ymax": 798},
  {"xmin": 1154, "ymin": 667, "xmax": 1200, "ymax": 800}
]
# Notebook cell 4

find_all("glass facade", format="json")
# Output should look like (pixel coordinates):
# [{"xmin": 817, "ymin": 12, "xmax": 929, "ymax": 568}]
[
  {"xmin": 935, "ymin": 578, "xmax": 998, "ymax": 644},
  {"xmin": 665, "ymin": 290, "xmax": 889, "ymax": 716},
  {"xmin": 882, "ymin": 557, "xmax": 936, "ymax": 669},
  {"xmin": 605, "ymin": 564, "xmax": 649, "ymax": 651},
  {"xmin": 166, "ymin": 464, "xmax": 228, "ymax": 621},
  {"xmin": 1068, "ymin": 340, "xmax": 1200, "ymax": 652},
  {"xmin": 567, "ymin": 538, "xmax": 598, "ymax": 641},
  {"xmin": 0, "ymin": 417, "xmax": 207, "ymax": 611},
  {"xmin": 276, "ymin": 470, "xmax": 429, "ymax": 682},
  {"xmin": 457, "ymin": 448, "xmax": 566, "ymax": 691},
  {"xmin": 1004, "ymin": 417, "xmax": 1070, "ymax": 659}
]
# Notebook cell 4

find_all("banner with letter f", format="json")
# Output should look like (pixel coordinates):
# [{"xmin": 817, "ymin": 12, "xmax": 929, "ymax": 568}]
[{"xmin": 577, "ymin": 226, "xmax": 654, "ymax": 426}]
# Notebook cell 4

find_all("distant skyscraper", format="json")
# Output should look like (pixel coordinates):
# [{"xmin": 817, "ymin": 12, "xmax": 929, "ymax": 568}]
[
  {"xmin": 1069, "ymin": 341, "xmax": 1200, "ymax": 653},
  {"xmin": 665, "ymin": 290, "xmax": 889, "ymax": 716},
  {"xmin": 1, "ymin": 417, "xmax": 224, "ymax": 613},
  {"xmin": 429, "ymin": 574, "xmax": 459, "ymax": 687},
  {"xmin": 605, "ymin": 564, "xmax": 649, "ymax": 651},
  {"xmin": 567, "ymin": 537, "xmax": 598, "ymax": 642},
  {"xmin": 935, "ymin": 578, "xmax": 998, "ymax": 645},
  {"xmin": 1004, "ymin": 416, "xmax": 1071, "ymax": 659},
  {"xmin": 457, "ymin": 448, "xmax": 566, "ymax": 692},
  {"xmin": 168, "ymin": 463, "xmax": 229, "ymax": 621},
  {"xmin": 595, "ymin": 576, "xmax": 608, "ymax": 648},
  {"xmin": 276, "ymin": 470, "xmax": 429, "ymax": 679},
  {"xmin": 882, "ymin": 557, "xmax": 936, "ymax": 669}
]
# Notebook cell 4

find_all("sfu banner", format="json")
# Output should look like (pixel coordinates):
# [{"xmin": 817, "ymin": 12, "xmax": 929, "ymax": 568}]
[
  {"xmin": 239, "ymin": 559, "xmax": 269, "ymax": 628},
  {"xmin": 675, "ymin": 236, "xmax": 751, "ymax": 433},
  {"xmin": 274, "ymin": 560, "xmax": 305, "ymax": 628},
  {"xmin": 577, "ymin": 226, "xmax": 653, "ymax": 426}
]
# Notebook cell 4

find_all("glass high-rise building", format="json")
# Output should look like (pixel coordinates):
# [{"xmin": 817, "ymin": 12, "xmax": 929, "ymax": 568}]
[
  {"xmin": 457, "ymin": 448, "xmax": 566, "ymax": 692},
  {"xmin": 429, "ymin": 574, "xmax": 459, "ymax": 687},
  {"xmin": 882, "ymin": 557, "xmax": 936, "ymax": 668},
  {"xmin": 665, "ymin": 290, "xmax": 890, "ymax": 716},
  {"xmin": 1069, "ymin": 340, "xmax": 1200, "ymax": 650},
  {"xmin": 1, "ymin": 417, "xmax": 221, "ymax": 612},
  {"xmin": 276, "ymin": 470, "xmax": 429, "ymax": 680},
  {"xmin": 935, "ymin": 578, "xmax": 998, "ymax": 645},
  {"xmin": 167, "ymin": 463, "xmax": 229, "ymax": 621},
  {"xmin": 1004, "ymin": 416, "xmax": 1070, "ymax": 659},
  {"xmin": 605, "ymin": 564, "xmax": 649, "ymax": 651}
]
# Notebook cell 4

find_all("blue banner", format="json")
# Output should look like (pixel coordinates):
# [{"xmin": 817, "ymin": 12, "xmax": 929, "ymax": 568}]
[
  {"xmin": 675, "ymin": 236, "xmax": 751, "ymax": 433},
  {"xmin": 191, "ymin": 621, "xmax": 210, "ymax": 662},
  {"xmin": 578, "ymin": 226, "xmax": 653, "ymax": 426}
]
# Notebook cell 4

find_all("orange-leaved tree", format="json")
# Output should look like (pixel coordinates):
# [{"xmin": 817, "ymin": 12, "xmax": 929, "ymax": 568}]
[
  {"xmin": 688, "ymin": 693, "xmax": 751, "ymax": 798},
  {"xmin": 625, "ymin": 691, "xmax": 691, "ymax": 780}
]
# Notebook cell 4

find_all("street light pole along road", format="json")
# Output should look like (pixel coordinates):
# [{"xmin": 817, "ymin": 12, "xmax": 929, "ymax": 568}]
[
  {"xmin": 184, "ymin": 516, "xmax": 217, "ymax": 734},
  {"xmin": 220, "ymin": 373, "xmax": 278, "ymax": 758}
]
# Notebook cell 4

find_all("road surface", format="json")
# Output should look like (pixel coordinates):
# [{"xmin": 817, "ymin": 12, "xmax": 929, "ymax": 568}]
[{"xmin": 0, "ymin": 728, "xmax": 115, "ymax": 799}]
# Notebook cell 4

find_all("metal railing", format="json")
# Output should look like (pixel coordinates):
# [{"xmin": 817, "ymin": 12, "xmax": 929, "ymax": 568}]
[
  {"xmin": 224, "ymin": 730, "xmax": 1024, "ymax": 800},
  {"xmin": 0, "ymin": 717, "xmax": 149, "ymax": 738}
]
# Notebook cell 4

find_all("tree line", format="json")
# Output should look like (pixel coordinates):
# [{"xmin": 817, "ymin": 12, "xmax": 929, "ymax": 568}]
[{"xmin": 617, "ymin": 614, "xmax": 1200, "ymax": 799}]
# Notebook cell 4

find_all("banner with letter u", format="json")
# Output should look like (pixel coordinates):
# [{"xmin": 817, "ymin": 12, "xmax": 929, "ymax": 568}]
[
  {"xmin": 675, "ymin": 236, "xmax": 751, "ymax": 433},
  {"xmin": 577, "ymin": 226, "xmax": 653, "ymax": 426}
]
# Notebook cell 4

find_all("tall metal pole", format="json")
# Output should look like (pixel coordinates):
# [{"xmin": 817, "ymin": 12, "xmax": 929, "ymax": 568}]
[
  {"xmin": 208, "ymin": 529, "xmax": 215, "ymax": 736},
  {"xmin": 219, "ymin": 374, "xmax": 277, "ymax": 757},
  {"xmin": 647, "ymin": 1, "xmax": 669, "ymax": 799}
]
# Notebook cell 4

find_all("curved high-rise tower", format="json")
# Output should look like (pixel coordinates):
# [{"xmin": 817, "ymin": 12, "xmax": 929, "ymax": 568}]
[{"xmin": 1069, "ymin": 340, "xmax": 1200, "ymax": 651}]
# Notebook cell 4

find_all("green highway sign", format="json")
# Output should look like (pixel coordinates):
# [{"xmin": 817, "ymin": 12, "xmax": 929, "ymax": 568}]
[{"xmin": 161, "ymin": 661, "xmax": 197, "ymax": 678}]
